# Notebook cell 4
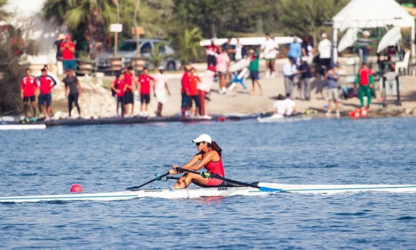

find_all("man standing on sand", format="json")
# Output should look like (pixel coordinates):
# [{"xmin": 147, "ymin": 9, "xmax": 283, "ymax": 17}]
[
  {"xmin": 153, "ymin": 66, "xmax": 170, "ymax": 117},
  {"xmin": 325, "ymin": 66, "xmax": 340, "ymax": 117},
  {"xmin": 356, "ymin": 63, "xmax": 373, "ymax": 109},
  {"xmin": 63, "ymin": 69, "xmax": 82, "ymax": 118},
  {"xmin": 36, "ymin": 68, "xmax": 56, "ymax": 121},
  {"xmin": 298, "ymin": 59, "xmax": 312, "ymax": 101},
  {"xmin": 283, "ymin": 59, "xmax": 298, "ymax": 98},
  {"xmin": 60, "ymin": 34, "xmax": 76, "ymax": 71},
  {"xmin": 181, "ymin": 65, "xmax": 191, "ymax": 116},
  {"xmin": 248, "ymin": 48, "xmax": 262, "ymax": 96},
  {"xmin": 206, "ymin": 39, "xmax": 218, "ymax": 69},
  {"xmin": 318, "ymin": 33, "xmax": 331, "ymax": 76},
  {"xmin": 288, "ymin": 37, "xmax": 302, "ymax": 64},
  {"xmin": 123, "ymin": 66, "xmax": 135, "ymax": 116},
  {"xmin": 261, "ymin": 33, "xmax": 279, "ymax": 78},
  {"xmin": 137, "ymin": 67, "xmax": 154, "ymax": 117},
  {"xmin": 21, "ymin": 68, "xmax": 37, "ymax": 118}
]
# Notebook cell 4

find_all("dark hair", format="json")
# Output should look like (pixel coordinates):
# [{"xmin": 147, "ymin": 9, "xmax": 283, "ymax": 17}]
[
  {"xmin": 208, "ymin": 141, "xmax": 222, "ymax": 157},
  {"xmin": 25, "ymin": 68, "xmax": 30, "ymax": 71},
  {"xmin": 127, "ymin": 66, "xmax": 133, "ymax": 70},
  {"xmin": 143, "ymin": 67, "xmax": 148, "ymax": 71},
  {"xmin": 41, "ymin": 68, "xmax": 46, "ymax": 72},
  {"xmin": 265, "ymin": 33, "xmax": 270, "ymax": 36},
  {"xmin": 277, "ymin": 94, "xmax": 285, "ymax": 100},
  {"xmin": 115, "ymin": 73, "xmax": 122, "ymax": 79}
]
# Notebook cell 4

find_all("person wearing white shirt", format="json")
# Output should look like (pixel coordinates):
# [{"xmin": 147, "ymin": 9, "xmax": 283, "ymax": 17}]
[
  {"xmin": 283, "ymin": 94, "xmax": 297, "ymax": 116},
  {"xmin": 272, "ymin": 94, "xmax": 286, "ymax": 117},
  {"xmin": 282, "ymin": 59, "xmax": 298, "ymax": 98},
  {"xmin": 318, "ymin": 33, "xmax": 332, "ymax": 75},
  {"xmin": 261, "ymin": 33, "xmax": 279, "ymax": 78},
  {"xmin": 152, "ymin": 67, "xmax": 171, "ymax": 116}
]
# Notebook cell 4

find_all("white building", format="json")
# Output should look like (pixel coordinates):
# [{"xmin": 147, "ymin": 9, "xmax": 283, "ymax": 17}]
[{"xmin": 3, "ymin": 0, "xmax": 64, "ymax": 65}]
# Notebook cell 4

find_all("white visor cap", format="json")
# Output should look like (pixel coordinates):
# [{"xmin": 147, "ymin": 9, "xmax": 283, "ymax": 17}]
[{"xmin": 192, "ymin": 134, "xmax": 212, "ymax": 144}]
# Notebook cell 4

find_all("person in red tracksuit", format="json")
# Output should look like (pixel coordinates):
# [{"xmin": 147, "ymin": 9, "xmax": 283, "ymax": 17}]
[
  {"xmin": 137, "ymin": 67, "xmax": 154, "ymax": 117},
  {"xmin": 181, "ymin": 65, "xmax": 191, "ymax": 117},
  {"xmin": 21, "ymin": 68, "xmax": 38, "ymax": 118},
  {"xmin": 36, "ymin": 68, "xmax": 56, "ymax": 121},
  {"xmin": 187, "ymin": 68, "xmax": 201, "ymax": 117}
]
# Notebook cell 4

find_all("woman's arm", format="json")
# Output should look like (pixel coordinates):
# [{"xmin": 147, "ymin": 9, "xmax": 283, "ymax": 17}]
[
  {"xmin": 188, "ymin": 151, "xmax": 217, "ymax": 171},
  {"xmin": 170, "ymin": 154, "xmax": 201, "ymax": 174}
]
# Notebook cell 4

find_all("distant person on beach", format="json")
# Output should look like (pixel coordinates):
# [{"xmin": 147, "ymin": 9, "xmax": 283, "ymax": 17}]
[
  {"xmin": 42, "ymin": 65, "xmax": 59, "ymax": 117},
  {"xmin": 21, "ymin": 68, "xmax": 37, "ymax": 118},
  {"xmin": 153, "ymin": 66, "xmax": 170, "ymax": 117},
  {"xmin": 232, "ymin": 37, "xmax": 247, "ymax": 62},
  {"xmin": 138, "ymin": 67, "xmax": 154, "ymax": 117},
  {"xmin": 324, "ymin": 66, "xmax": 340, "ymax": 117},
  {"xmin": 357, "ymin": 31, "xmax": 371, "ymax": 64},
  {"xmin": 248, "ymin": 48, "xmax": 263, "ymax": 96},
  {"xmin": 198, "ymin": 65, "xmax": 215, "ymax": 119},
  {"xmin": 187, "ymin": 68, "xmax": 202, "ymax": 117},
  {"xmin": 221, "ymin": 37, "xmax": 233, "ymax": 59},
  {"xmin": 283, "ymin": 59, "xmax": 298, "ymax": 98},
  {"xmin": 273, "ymin": 94, "xmax": 286, "ymax": 116},
  {"xmin": 216, "ymin": 46, "xmax": 230, "ymax": 95},
  {"xmin": 283, "ymin": 93, "xmax": 296, "ymax": 116},
  {"xmin": 288, "ymin": 37, "xmax": 301, "ymax": 64},
  {"xmin": 123, "ymin": 66, "xmax": 135, "ymax": 116},
  {"xmin": 181, "ymin": 65, "xmax": 191, "ymax": 117},
  {"xmin": 318, "ymin": 33, "xmax": 331, "ymax": 76},
  {"xmin": 261, "ymin": 33, "xmax": 279, "ymax": 78},
  {"xmin": 301, "ymin": 35, "xmax": 314, "ymax": 61},
  {"xmin": 206, "ymin": 39, "xmax": 218, "ymax": 69},
  {"xmin": 356, "ymin": 63, "xmax": 373, "ymax": 109},
  {"xmin": 36, "ymin": 68, "xmax": 56, "ymax": 121},
  {"xmin": 111, "ymin": 73, "xmax": 125, "ymax": 117},
  {"xmin": 60, "ymin": 34, "xmax": 76, "ymax": 71},
  {"xmin": 63, "ymin": 69, "xmax": 82, "ymax": 118},
  {"xmin": 298, "ymin": 59, "xmax": 312, "ymax": 101}
]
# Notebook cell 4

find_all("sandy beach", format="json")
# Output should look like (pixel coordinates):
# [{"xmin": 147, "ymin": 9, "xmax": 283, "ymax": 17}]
[{"xmin": 50, "ymin": 60, "xmax": 416, "ymax": 119}]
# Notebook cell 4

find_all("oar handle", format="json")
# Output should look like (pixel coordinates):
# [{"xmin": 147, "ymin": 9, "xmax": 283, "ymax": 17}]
[{"xmin": 126, "ymin": 171, "xmax": 170, "ymax": 190}]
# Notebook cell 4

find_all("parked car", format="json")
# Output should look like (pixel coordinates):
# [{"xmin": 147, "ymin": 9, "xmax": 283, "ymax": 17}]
[{"xmin": 96, "ymin": 38, "xmax": 181, "ymax": 71}]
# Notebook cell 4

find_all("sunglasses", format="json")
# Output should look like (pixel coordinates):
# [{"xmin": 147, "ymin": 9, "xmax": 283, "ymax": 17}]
[{"xmin": 196, "ymin": 142, "xmax": 204, "ymax": 146}]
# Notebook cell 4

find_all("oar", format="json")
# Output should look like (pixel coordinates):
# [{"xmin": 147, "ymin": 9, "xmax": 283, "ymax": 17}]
[
  {"xmin": 175, "ymin": 167, "xmax": 285, "ymax": 192},
  {"xmin": 126, "ymin": 172, "xmax": 170, "ymax": 190}
]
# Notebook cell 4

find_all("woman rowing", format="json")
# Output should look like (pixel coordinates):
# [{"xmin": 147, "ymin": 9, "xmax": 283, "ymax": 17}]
[{"xmin": 169, "ymin": 134, "xmax": 225, "ymax": 188}]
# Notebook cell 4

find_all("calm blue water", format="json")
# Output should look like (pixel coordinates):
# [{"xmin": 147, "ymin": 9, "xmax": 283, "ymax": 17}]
[{"xmin": 1, "ymin": 118, "xmax": 416, "ymax": 250}]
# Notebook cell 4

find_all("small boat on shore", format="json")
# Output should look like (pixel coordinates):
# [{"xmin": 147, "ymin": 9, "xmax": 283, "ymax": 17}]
[{"xmin": 257, "ymin": 114, "xmax": 312, "ymax": 123}]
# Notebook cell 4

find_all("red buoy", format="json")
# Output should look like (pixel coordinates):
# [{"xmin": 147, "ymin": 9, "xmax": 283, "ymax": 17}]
[
  {"xmin": 70, "ymin": 184, "xmax": 83, "ymax": 193},
  {"xmin": 218, "ymin": 117, "xmax": 226, "ymax": 122}
]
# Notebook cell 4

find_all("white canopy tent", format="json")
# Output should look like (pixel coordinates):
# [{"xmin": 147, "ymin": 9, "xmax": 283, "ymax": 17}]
[{"xmin": 332, "ymin": 0, "xmax": 415, "ymax": 60}]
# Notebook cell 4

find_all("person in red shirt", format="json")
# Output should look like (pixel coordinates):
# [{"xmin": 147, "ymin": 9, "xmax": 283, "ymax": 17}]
[
  {"xmin": 187, "ymin": 68, "xmax": 201, "ymax": 117},
  {"xmin": 181, "ymin": 65, "xmax": 191, "ymax": 117},
  {"xmin": 36, "ymin": 69, "xmax": 56, "ymax": 121},
  {"xmin": 137, "ymin": 67, "xmax": 154, "ymax": 117},
  {"xmin": 60, "ymin": 34, "xmax": 76, "ymax": 71},
  {"xmin": 206, "ymin": 40, "xmax": 218, "ymax": 68},
  {"xmin": 21, "ymin": 68, "xmax": 37, "ymax": 118},
  {"xmin": 111, "ymin": 73, "xmax": 125, "ymax": 117},
  {"xmin": 123, "ymin": 66, "xmax": 136, "ymax": 116},
  {"xmin": 356, "ymin": 63, "xmax": 373, "ymax": 108}
]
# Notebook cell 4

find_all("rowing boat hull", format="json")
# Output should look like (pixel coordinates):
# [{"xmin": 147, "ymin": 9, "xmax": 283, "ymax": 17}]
[
  {"xmin": 0, "ymin": 124, "xmax": 46, "ymax": 130},
  {"xmin": 257, "ymin": 115, "xmax": 312, "ymax": 123},
  {"xmin": 258, "ymin": 182, "xmax": 416, "ymax": 194},
  {"xmin": 0, "ymin": 187, "xmax": 261, "ymax": 203},
  {"xmin": 1, "ymin": 183, "xmax": 415, "ymax": 203}
]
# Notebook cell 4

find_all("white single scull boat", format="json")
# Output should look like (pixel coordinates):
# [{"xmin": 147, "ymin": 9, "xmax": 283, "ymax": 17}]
[
  {"xmin": 1, "ymin": 182, "xmax": 416, "ymax": 203},
  {"xmin": 0, "ymin": 124, "xmax": 46, "ymax": 130},
  {"xmin": 257, "ymin": 114, "xmax": 312, "ymax": 123}
]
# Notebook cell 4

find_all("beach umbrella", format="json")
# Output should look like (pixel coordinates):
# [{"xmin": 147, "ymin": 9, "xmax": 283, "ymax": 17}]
[
  {"xmin": 377, "ymin": 26, "xmax": 402, "ymax": 53},
  {"xmin": 338, "ymin": 28, "xmax": 358, "ymax": 52}
]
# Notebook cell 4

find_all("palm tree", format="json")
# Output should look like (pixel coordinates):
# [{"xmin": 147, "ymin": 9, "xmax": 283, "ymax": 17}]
[
  {"xmin": 175, "ymin": 27, "xmax": 204, "ymax": 65},
  {"xmin": 147, "ymin": 42, "xmax": 167, "ymax": 71},
  {"xmin": 0, "ymin": 0, "xmax": 8, "ymax": 21},
  {"xmin": 42, "ymin": 0, "xmax": 118, "ymax": 54}
]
